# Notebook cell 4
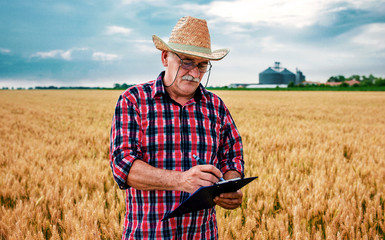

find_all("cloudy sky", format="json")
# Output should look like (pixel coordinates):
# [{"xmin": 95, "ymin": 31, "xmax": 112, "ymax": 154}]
[{"xmin": 1, "ymin": 0, "xmax": 384, "ymax": 88}]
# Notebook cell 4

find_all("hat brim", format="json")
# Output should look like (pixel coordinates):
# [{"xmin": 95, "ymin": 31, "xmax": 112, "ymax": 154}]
[{"xmin": 152, "ymin": 35, "xmax": 229, "ymax": 61}]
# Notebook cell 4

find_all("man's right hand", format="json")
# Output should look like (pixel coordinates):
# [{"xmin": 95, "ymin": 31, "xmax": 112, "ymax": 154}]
[{"xmin": 180, "ymin": 165, "xmax": 223, "ymax": 193}]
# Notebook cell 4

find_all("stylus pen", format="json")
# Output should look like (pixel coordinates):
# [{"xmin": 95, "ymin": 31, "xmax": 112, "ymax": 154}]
[{"xmin": 193, "ymin": 154, "xmax": 225, "ymax": 182}]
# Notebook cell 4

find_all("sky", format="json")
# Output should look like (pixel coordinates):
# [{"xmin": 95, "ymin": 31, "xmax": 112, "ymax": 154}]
[{"xmin": 1, "ymin": 0, "xmax": 385, "ymax": 88}]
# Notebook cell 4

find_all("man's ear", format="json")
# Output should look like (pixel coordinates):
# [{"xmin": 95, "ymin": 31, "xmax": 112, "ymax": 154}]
[{"xmin": 161, "ymin": 51, "xmax": 169, "ymax": 67}]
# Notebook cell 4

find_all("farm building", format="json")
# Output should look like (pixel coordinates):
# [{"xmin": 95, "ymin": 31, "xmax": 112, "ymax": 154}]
[
  {"xmin": 228, "ymin": 62, "xmax": 305, "ymax": 88},
  {"xmin": 259, "ymin": 62, "xmax": 305, "ymax": 85}
]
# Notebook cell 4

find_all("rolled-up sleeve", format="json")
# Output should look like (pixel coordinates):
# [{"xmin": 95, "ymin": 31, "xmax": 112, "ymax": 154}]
[
  {"xmin": 218, "ymin": 107, "xmax": 244, "ymax": 178},
  {"xmin": 109, "ymin": 95, "xmax": 142, "ymax": 189}
]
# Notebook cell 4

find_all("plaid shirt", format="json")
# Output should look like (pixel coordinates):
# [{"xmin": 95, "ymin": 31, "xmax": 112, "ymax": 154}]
[{"xmin": 109, "ymin": 72, "xmax": 244, "ymax": 239}]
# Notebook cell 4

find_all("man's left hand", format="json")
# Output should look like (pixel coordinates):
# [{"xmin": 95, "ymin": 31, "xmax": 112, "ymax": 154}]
[
  {"xmin": 212, "ymin": 170, "xmax": 243, "ymax": 209},
  {"xmin": 213, "ymin": 190, "xmax": 243, "ymax": 209}
]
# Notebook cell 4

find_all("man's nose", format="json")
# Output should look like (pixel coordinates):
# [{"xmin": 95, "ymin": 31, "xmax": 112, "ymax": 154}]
[{"xmin": 189, "ymin": 66, "xmax": 201, "ymax": 78}]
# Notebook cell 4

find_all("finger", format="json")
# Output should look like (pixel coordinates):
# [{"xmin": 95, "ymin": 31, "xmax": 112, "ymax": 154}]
[
  {"xmin": 188, "ymin": 166, "xmax": 221, "ymax": 184},
  {"xmin": 197, "ymin": 165, "xmax": 223, "ymax": 179},
  {"xmin": 216, "ymin": 202, "xmax": 239, "ymax": 209},
  {"xmin": 214, "ymin": 190, "xmax": 243, "ymax": 209},
  {"xmin": 215, "ymin": 196, "xmax": 242, "ymax": 205},
  {"xmin": 214, "ymin": 197, "xmax": 242, "ymax": 209},
  {"xmin": 200, "ymin": 174, "xmax": 219, "ymax": 185},
  {"xmin": 195, "ymin": 176, "xmax": 218, "ymax": 187},
  {"xmin": 219, "ymin": 190, "xmax": 243, "ymax": 199}
]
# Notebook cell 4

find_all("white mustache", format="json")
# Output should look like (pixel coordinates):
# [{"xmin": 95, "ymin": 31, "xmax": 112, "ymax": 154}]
[{"xmin": 182, "ymin": 75, "xmax": 200, "ymax": 83}]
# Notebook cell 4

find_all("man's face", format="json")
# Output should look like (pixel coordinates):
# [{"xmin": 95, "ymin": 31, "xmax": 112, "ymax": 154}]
[{"xmin": 163, "ymin": 51, "xmax": 210, "ymax": 98}]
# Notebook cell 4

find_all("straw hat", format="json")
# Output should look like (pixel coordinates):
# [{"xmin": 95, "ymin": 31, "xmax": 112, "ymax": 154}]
[{"xmin": 152, "ymin": 16, "xmax": 229, "ymax": 61}]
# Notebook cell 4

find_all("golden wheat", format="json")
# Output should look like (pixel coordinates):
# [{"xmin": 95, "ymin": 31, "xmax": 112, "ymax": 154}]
[{"xmin": 0, "ymin": 90, "xmax": 384, "ymax": 239}]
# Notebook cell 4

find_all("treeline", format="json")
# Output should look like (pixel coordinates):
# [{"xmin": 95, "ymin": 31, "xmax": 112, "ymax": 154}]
[
  {"xmin": 1, "ymin": 86, "xmax": 105, "ymax": 90},
  {"xmin": 2, "ymin": 74, "xmax": 384, "ymax": 90},
  {"xmin": 327, "ymin": 74, "xmax": 385, "ymax": 86},
  {"xmin": 2, "ymin": 84, "xmax": 132, "ymax": 90},
  {"xmin": 112, "ymin": 83, "xmax": 134, "ymax": 89},
  {"xmin": 35, "ymin": 86, "xmax": 104, "ymax": 90},
  {"xmin": 285, "ymin": 74, "xmax": 385, "ymax": 89},
  {"xmin": 35, "ymin": 83, "xmax": 134, "ymax": 90}
]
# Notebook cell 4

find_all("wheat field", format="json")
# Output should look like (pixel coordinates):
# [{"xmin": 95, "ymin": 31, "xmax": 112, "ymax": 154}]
[{"xmin": 0, "ymin": 90, "xmax": 384, "ymax": 239}]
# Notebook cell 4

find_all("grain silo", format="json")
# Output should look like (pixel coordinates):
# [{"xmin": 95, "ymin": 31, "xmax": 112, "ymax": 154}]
[
  {"xmin": 295, "ymin": 69, "xmax": 305, "ymax": 85},
  {"xmin": 259, "ymin": 62, "xmax": 301, "ymax": 86},
  {"xmin": 281, "ymin": 68, "xmax": 296, "ymax": 84},
  {"xmin": 259, "ymin": 64, "xmax": 283, "ymax": 84}
]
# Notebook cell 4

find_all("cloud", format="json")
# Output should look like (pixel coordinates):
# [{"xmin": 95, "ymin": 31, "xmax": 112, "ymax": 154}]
[
  {"xmin": 31, "ymin": 48, "xmax": 120, "ymax": 61},
  {"xmin": 106, "ymin": 25, "xmax": 132, "ymax": 36},
  {"xmin": 350, "ymin": 23, "xmax": 385, "ymax": 50},
  {"xmin": 31, "ymin": 48, "xmax": 83, "ymax": 60},
  {"xmin": 0, "ymin": 48, "xmax": 11, "ymax": 54},
  {"xmin": 121, "ymin": 0, "xmax": 162, "ymax": 5},
  {"xmin": 92, "ymin": 52, "xmax": 120, "ymax": 61},
  {"xmin": 52, "ymin": 3, "xmax": 76, "ymax": 14},
  {"xmin": 260, "ymin": 37, "xmax": 285, "ymax": 52},
  {"xmin": 182, "ymin": 0, "xmax": 383, "ymax": 29},
  {"xmin": 125, "ymin": 39, "xmax": 158, "ymax": 54},
  {"xmin": 181, "ymin": 0, "xmax": 324, "ymax": 28},
  {"xmin": 135, "ymin": 44, "xmax": 158, "ymax": 54},
  {"xmin": 121, "ymin": 0, "xmax": 139, "ymax": 4}
]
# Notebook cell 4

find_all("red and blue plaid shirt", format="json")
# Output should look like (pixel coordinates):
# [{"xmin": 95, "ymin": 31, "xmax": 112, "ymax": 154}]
[{"xmin": 109, "ymin": 72, "xmax": 244, "ymax": 239}]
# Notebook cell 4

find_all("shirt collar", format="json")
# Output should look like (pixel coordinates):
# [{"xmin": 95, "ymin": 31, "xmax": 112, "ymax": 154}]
[
  {"xmin": 152, "ymin": 71, "xmax": 209, "ymax": 103},
  {"xmin": 151, "ymin": 71, "xmax": 166, "ymax": 99}
]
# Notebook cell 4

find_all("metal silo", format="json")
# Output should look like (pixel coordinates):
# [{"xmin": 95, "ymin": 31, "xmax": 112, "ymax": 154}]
[
  {"xmin": 296, "ymin": 69, "xmax": 305, "ymax": 85},
  {"xmin": 259, "ymin": 67, "xmax": 282, "ymax": 84},
  {"xmin": 280, "ymin": 68, "xmax": 296, "ymax": 84}
]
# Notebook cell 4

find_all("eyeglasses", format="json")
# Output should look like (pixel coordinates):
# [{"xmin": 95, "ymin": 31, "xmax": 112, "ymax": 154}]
[{"xmin": 173, "ymin": 52, "xmax": 212, "ymax": 73}]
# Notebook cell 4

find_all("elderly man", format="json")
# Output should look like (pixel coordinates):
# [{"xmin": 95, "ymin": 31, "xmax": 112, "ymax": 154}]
[{"xmin": 109, "ymin": 16, "xmax": 244, "ymax": 239}]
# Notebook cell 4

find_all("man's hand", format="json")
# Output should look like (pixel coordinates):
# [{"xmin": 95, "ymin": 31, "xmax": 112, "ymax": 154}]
[
  {"xmin": 213, "ymin": 190, "xmax": 243, "ymax": 209},
  {"xmin": 180, "ymin": 165, "xmax": 223, "ymax": 193},
  {"xmin": 213, "ymin": 170, "xmax": 243, "ymax": 209}
]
